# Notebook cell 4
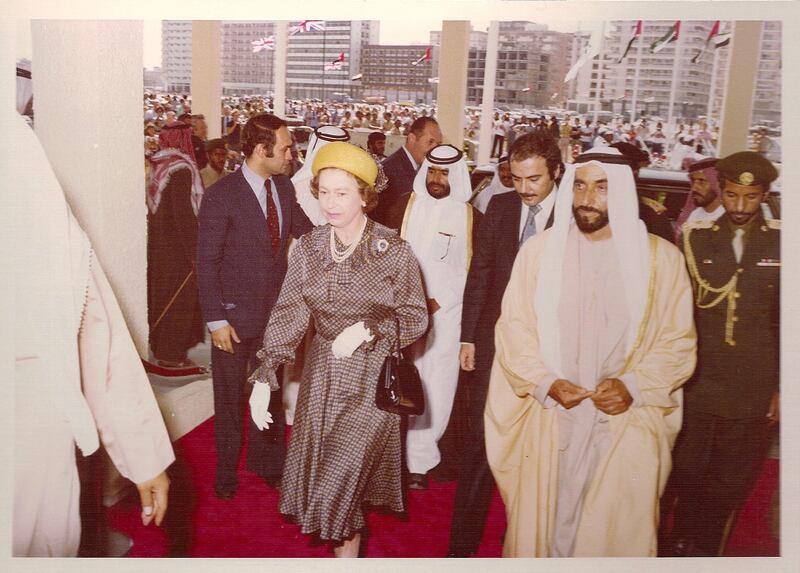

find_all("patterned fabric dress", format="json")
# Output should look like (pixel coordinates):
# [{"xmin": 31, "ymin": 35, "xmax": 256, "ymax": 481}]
[{"xmin": 250, "ymin": 219, "xmax": 428, "ymax": 542}]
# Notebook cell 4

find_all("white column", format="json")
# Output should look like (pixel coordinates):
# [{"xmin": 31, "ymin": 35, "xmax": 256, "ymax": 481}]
[
  {"xmin": 717, "ymin": 21, "xmax": 763, "ymax": 157},
  {"xmin": 477, "ymin": 21, "xmax": 499, "ymax": 164},
  {"xmin": 436, "ymin": 21, "xmax": 470, "ymax": 146},
  {"xmin": 630, "ymin": 26, "xmax": 645, "ymax": 124},
  {"xmin": 31, "ymin": 20, "xmax": 148, "ymax": 354},
  {"xmin": 191, "ymin": 20, "xmax": 222, "ymax": 139},
  {"xmin": 592, "ymin": 21, "xmax": 606, "ymax": 124},
  {"xmin": 667, "ymin": 23, "xmax": 686, "ymax": 128},
  {"xmin": 273, "ymin": 21, "xmax": 289, "ymax": 119}
]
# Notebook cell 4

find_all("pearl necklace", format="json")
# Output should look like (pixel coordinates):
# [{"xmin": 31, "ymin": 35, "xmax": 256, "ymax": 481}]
[{"xmin": 330, "ymin": 216, "xmax": 368, "ymax": 263}]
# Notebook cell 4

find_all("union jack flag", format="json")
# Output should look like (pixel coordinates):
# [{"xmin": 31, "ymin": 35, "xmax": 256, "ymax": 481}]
[
  {"xmin": 251, "ymin": 36, "xmax": 274, "ymax": 52},
  {"xmin": 290, "ymin": 20, "xmax": 325, "ymax": 35}
]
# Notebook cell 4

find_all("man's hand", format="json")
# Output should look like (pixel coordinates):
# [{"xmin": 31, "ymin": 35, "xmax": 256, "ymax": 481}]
[
  {"xmin": 212, "ymin": 324, "xmax": 241, "ymax": 354},
  {"xmin": 427, "ymin": 298, "xmax": 441, "ymax": 315},
  {"xmin": 459, "ymin": 343, "xmax": 476, "ymax": 371},
  {"xmin": 767, "ymin": 391, "xmax": 779, "ymax": 426},
  {"xmin": 548, "ymin": 379, "xmax": 594, "ymax": 409},
  {"xmin": 591, "ymin": 378, "xmax": 633, "ymax": 415},
  {"xmin": 136, "ymin": 471, "xmax": 170, "ymax": 527}
]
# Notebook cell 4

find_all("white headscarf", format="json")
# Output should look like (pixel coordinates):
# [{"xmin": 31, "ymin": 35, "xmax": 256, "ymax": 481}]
[
  {"xmin": 472, "ymin": 158, "xmax": 513, "ymax": 214},
  {"xmin": 292, "ymin": 125, "xmax": 349, "ymax": 225},
  {"xmin": 9, "ymin": 111, "xmax": 100, "ymax": 455},
  {"xmin": 534, "ymin": 146, "xmax": 650, "ymax": 378},
  {"xmin": 404, "ymin": 145, "xmax": 473, "ymax": 277}
]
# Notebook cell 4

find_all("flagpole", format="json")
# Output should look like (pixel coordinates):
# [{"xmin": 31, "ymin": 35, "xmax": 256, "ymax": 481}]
[
  {"xmin": 321, "ymin": 23, "xmax": 327, "ymax": 100},
  {"xmin": 666, "ymin": 22, "xmax": 684, "ymax": 129},
  {"xmin": 593, "ymin": 21, "xmax": 606, "ymax": 124},
  {"xmin": 630, "ymin": 23, "xmax": 644, "ymax": 123},
  {"xmin": 706, "ymin": 38, "xmax": 720, "ymax": 122}
]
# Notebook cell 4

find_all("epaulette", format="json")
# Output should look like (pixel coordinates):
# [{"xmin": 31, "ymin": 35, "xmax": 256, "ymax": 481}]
[
  {"xmin": 682, "ymin": 218, "xmax": 715, "ymax": 234},
  {"xmin": 640, "ymin": 196, "xmax": 667, "ymax": 215},
  {"xmin": 765, "ymin": 218, "xmax": 781, "ymax": 230}
]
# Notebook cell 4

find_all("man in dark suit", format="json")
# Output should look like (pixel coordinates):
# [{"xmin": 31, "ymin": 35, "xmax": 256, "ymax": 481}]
[
  {"xmin": 372, "ymin": 116, "xmax": 442, "ymax": 226},
  {"xmin": 197, "ymin": 113, "xmax": 313, "ymax": 500},
  {"xmin": 447, "ymin": 133, "xmax": 563, "ymax": 557},
  {"xmin": 661, "ymin": 151, "xmax": 780, "ymax": 557}
]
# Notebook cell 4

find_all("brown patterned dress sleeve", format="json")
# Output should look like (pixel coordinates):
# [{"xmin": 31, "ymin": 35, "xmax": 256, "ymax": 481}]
[{"xmin": 248, "ymin": 240, "xmax": 312, "ymax": 390}]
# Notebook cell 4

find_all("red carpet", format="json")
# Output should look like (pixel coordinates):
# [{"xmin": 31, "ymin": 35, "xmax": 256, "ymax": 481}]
[{"xmin": 107, "ymin": 416, "xmax": 778, "ymax": 558}]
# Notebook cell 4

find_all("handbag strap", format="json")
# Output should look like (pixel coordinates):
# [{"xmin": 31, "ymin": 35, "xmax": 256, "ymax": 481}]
[{"xmin": 393, "ymin": 315, "xmax": 401, "ymax": 357}]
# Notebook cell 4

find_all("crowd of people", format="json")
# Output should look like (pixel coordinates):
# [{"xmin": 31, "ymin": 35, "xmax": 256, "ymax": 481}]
[
  {"xmin": 16, "ymin": 80, "xmax": 778, "ymax": 558},
  {"xmin": 135, "ymin": 90, "xmax": 781, "ymax": 559}
]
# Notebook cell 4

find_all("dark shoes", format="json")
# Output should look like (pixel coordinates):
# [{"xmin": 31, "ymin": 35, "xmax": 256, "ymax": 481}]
[
  {"xmin": 408, "ymin": 473, "xmax": 429, "ymax": 490},
  {"xmin": 214, "ymin": 486, "xmax": 236, "ymax": 500}
]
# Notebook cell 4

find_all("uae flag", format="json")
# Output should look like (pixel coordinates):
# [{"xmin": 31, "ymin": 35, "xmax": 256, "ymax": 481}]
[
  {"xmin": 691, "ymin": 21, "xmax": 732, "ymax": 63},
  {"xmin": 617, "ymin": 21, "xmax": 642, "ymax": 63},
  {"xmin": 411, "ymin": 47, "xmax": 432, "ymax": 66},
  {"xmin": 324, "ymin": 52, "xmax": 345, "ymax": 71},
  {"xmin": 251, "ymin": 36, "xmax": 274, "ymax": 53},
  {"xmin": 564, "ymin": 41, "xmax": 599, "ymax": 83},
  {"xmin": 650, "ymin": 21, "xmax": 681, "ymax": 53}
]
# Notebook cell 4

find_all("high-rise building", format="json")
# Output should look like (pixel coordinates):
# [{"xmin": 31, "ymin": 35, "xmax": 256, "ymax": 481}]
[
  {"xmin": 569, "ymin": 21, "xmax": 781, "ymax": 124},
  {"xmin": 161, "ymin": 20, "xmax": 379, "ymax": 99},
  {"xmin": 162, "ymin": 20, "xmax": 192, "ymax": 93},
  {"xmin": 361, "ymin": 45, "xmax": 437, "ymax": 104}
]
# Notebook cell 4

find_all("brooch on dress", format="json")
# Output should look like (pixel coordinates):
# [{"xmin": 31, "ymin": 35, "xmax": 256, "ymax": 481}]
[{"xmin": 376, "ymin": 238, "xmax": 389, "ymax": 253}]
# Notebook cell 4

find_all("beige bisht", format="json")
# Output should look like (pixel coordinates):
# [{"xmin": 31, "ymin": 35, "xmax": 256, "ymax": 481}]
[{"xmin": 485, "ymin": 150, "xmax": 697, "ymax": 558}]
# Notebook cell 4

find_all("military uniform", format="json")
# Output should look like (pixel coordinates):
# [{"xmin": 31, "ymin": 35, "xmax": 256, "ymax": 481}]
[{"xmin": 663, "ymin": 152, "xmax": 780, "ymax": 557}]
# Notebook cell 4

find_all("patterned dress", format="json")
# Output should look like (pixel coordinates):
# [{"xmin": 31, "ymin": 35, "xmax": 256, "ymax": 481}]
[{"xmin": 250, "ymin": 219, "xmax": 428, "ymax": 542}]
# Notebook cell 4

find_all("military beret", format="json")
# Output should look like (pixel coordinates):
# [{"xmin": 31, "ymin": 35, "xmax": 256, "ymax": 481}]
[
  {"xmin": 687, "ymin": 157, "xmax": 718, "ymax": 172},
  {"xmin": 312, "ymin": 141, "xmax": 378, "ymax": 186},
  {"xmin": 206, "ymin": 138, "xmax": 226, "ymax": 152},
  {"xmin": 716, "ymin": 151, "xmax": 778, "ymax": 186}
]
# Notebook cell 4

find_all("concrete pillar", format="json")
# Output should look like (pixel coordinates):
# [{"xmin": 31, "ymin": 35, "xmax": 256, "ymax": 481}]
[
  {"xmin": 436, "ymin": 21, "xmax": 470, "ymax": 146},
  {"xmin": 273, "ymin": 21, "xmax": 289, "ymax": 119},
  {"xmin": 191, "ymin": 20, "xmax": 222, "ymax": 139},
  {"xmin": 478, "ymin": 21, "xmax": 499, "ymax": 165},
  {"xmin": 31, "ymin": 20, "xmax": 148, "ymax": 355},
  {"xmin": 717, "ymin": 21, "xmax": 763, "ymax": 157}
]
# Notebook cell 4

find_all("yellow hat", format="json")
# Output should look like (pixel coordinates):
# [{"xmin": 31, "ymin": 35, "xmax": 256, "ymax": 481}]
[{"xmin": 311, "ymin": 141, "xmax": 378, "ymax": 187}]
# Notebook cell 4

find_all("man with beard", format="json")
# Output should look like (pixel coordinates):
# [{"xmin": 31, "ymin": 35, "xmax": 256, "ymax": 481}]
[
  {"xmin": 394, "ymin": 145, "xmax": 482, "ymax": 490},
  {"xmin": 471, "ymin": 155, "xmax": 515, "ymax": 214},
  {"xmin": 485, "ymin": 147, "xmax": 697, "ymax": 557},
  {"xmin": 673, "ymin": 158, "xmax": 723, "ymax": 243},
  {"xmin": 448, "ymin": 133, "xmax": 561, "ymax": 557},
  {"xmin": 662, "ymin": 152, "xmax": 779, "ymax": 557},
  {"xmin": 200, "ymin": 138, "xmax": 231, "ymax": 188}
]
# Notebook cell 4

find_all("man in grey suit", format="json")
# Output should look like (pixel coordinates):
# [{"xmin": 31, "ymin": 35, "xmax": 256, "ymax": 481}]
[
  {"xmin": 197, "ymin": 114, "xmax": 313, "ymax": 500},
  {"xmin": 372, "ymin": 116, "xmax": 442, "ymax": 226}
]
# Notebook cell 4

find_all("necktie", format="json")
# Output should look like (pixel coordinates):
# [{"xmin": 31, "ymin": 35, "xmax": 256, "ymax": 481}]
[
  {"xmin": 519, "ymin": 204, "xmax": 542, "ymax": 246},
  {"xmin": 265, "ymin": 181, "xmax": 281, "ymax": 256},
  {"xmin": 733, "ymin": 227, "xmax": 745, "ymax": 264}
]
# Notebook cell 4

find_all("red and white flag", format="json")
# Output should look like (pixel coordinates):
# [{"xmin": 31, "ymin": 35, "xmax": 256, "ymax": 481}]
[
  {"xmin": 290, "ymin": 20, "xmax": 325, "ymax": 35},
  {"xmin": 251, "ymin": 36, "xmax": 274, "ymax": 53},
  {"xmin": 324, "ymin": 52, "xmax": 345, "ymax": 71},
  {"xmin": 411, "ymin": 47, "xmax": 432, "ymax": 66}
]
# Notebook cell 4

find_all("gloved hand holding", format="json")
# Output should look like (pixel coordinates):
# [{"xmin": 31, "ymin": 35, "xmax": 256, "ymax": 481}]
[
  {"xmin": 331, "ymin": 321, "xmax": 374, "ymax": 359},
  {"xmin": 249, "ymin": 382, "xmax": 273, "ymax": 431}
]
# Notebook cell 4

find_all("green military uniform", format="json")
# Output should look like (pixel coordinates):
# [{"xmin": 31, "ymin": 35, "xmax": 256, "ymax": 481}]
[{"xmin": 663, "ymin": 152, "xmax": 780, "ymax": 557}]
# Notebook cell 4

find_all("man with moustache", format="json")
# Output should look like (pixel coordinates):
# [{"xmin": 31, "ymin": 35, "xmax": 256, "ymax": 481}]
[
  {"xmin": 200, "ymin": 138, "xmax": 231, "ymax": 188},
  {"xmin": 485, "ymin": 147, "xmax": 696, "ymax": 557},
  {"xmin": 373, "ymin": 116, "xmax": 443, "ymax": 226},
  {"xmin": 662, "ymin": 152, "xmax": 780, "ymax": 557},
  {"xmin": 447, "ymin": 133, "xmax": 562, "ymax": 557},
  {"xmin": 471, "ymin": 154, "xmax": 516, "ymax": 214},
  {"xmin": 197, "ymin": 113, "xmax": 313, "ymax": 500},
  {"xmin": 394, "ymin": 145, "xmax": 482, "ymax": 490}
]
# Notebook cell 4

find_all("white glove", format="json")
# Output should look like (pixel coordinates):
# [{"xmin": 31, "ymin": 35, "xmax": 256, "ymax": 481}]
[
  {"xmin": 331, "ymin": 321, "xmax": 374, "ymax": 359},
  {"xmin": 249, "ymin": 383, "xmax": 274, "ymax": 431}
]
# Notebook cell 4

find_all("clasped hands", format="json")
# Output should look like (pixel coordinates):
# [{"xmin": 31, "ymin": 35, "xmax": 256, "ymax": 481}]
[{"xmin": 547, "ymin": 378, "xmax": 632, "ymax": 415}]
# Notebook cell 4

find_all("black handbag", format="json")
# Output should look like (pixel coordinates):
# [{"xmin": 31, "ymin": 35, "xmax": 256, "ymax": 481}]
[{"xmin": 376, "ymin": 317, "xmax": 425, "ymax": 415}]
